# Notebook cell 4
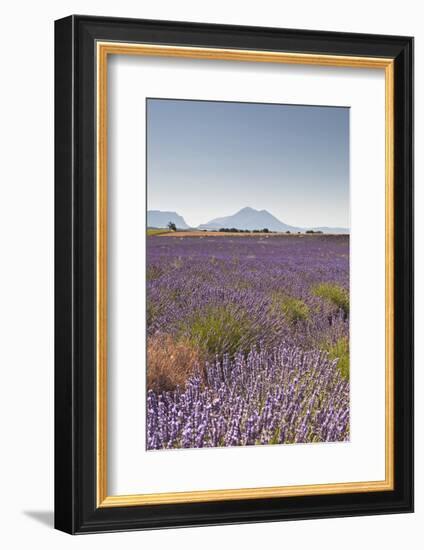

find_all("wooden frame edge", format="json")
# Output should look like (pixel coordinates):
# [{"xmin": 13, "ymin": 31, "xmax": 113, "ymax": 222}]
[
  {"xmin": 385, "ymin": 61, "xmax": 395, "ymax": 492},
  {"xmin": 96, "ymin": 41, "xmax": 108, "ymax": 507},
  {"xmin": 98, "ymin": 479, "xmax": 393, "ymax": 508}
]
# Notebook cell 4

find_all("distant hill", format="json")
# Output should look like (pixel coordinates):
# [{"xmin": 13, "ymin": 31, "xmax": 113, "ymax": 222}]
[
  {"xmin": 147, "ymin": 207, "xmax": 349, "ymax": 234},
  {"xmin": 147, "ymin": 210, "xmax": 189, "ymax": 229},
  {"xmin": 198, "ymin": 207, "xmax": 301, "ymax": 232},
  {"xmin": 308, "ymin": 226, "xmax": 350, "ymax": 234}
]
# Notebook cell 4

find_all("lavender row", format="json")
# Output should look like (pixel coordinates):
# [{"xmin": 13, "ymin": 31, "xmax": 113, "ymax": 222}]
[{"xmin": 146, "ymin": 235, "xmax": 350, "ymax": 448}]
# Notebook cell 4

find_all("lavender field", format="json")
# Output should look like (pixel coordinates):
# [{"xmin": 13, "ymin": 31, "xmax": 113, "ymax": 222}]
[{"xmin": 146, "ymin": 234, "xmax": 350, "ymax": 450}]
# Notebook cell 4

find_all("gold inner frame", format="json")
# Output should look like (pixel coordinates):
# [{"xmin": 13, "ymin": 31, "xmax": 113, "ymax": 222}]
[{"xmin": 96, "ymin": 42, "xmax": 395, "ymax": 508}]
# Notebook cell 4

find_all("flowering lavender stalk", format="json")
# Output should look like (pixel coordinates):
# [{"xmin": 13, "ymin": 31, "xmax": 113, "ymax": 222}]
[
  {"xmin": 147, "ymin": 345, "xmax": 349, "ymax": 450},
  {"xmin": 146, "ymin": 235, "xmax": 350, "ymax": 450}
]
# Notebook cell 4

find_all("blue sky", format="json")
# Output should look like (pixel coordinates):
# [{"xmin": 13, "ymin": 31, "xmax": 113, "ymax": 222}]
[{"xmin": 147, "ymin": 98, "xmax": 349, "ymax": 228}]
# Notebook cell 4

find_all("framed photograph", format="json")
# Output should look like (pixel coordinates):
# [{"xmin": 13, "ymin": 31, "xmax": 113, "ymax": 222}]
[{"xmin": 54, "ymin": 15, "xmax": 413, "ymax": 534}]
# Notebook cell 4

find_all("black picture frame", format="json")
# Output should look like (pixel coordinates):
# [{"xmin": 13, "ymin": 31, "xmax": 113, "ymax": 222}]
[{"xmin": 55, "ymin": 14, "xmax": 414, "ymax": 534}]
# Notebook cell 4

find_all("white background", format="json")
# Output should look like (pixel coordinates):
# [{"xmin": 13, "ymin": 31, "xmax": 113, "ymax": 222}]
[
  {"xmin": 0, "ymin": 1, "xmax": 421, "ymax": 548},
  {"xmin": 108, "ymin": 57, "xmax": 386, "ymax": 495}
]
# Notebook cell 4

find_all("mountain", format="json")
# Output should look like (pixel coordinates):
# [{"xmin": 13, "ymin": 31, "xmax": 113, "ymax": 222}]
[
  {"xmin": 147, "ymin": 210, "xmax": 189, "ymax": 229},
  {"xmin": 198, "ymin": 207, "xmax": 301, "ymax": 232},
  {"xmin": 147, "ymin": 207, "xmax": 349, "ymax": 234}
]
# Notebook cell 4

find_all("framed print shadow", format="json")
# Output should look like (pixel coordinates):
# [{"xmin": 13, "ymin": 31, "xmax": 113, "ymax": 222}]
[{"xmin": 54, "ymin": 15, "xmax": 414, "ymax": 534}]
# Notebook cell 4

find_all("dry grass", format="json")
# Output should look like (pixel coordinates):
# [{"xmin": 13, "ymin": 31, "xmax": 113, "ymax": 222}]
[{"xmin": 147, "ymin": 334, "xmax": 204, "ymax": 392}]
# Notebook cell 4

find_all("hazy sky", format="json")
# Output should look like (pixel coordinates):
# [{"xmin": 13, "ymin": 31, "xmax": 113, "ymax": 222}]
[{"xmin": 146, "ymin": 98, "xmax": 349, "ymax": 228}]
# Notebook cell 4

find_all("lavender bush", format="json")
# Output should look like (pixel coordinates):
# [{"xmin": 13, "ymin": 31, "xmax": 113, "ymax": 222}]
[{"xmin": 146, "ymin": 235, "xmax": 350, "ymax": 450}]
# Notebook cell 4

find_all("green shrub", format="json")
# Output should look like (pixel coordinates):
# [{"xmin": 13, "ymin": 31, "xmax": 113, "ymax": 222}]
[
  {"xmin": 146, "ymin": 264, "xmax": 163, "ymax": 281},
  {"xmin": 312, "ymin": 282, "xmax": 349, "ymax": 316},
  {"xmin": 146, "ymin": 300, "xmax": 158, "ymax": 326},
  {"xmin": 180, "ymin": 305, "xmax": 256, "ymax": 358},
  {"xmin": 271, "ymin": 293, "xmax": 309, "ymax": 324}
]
